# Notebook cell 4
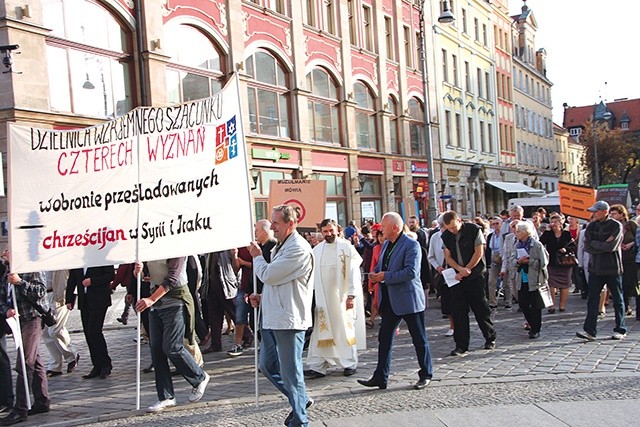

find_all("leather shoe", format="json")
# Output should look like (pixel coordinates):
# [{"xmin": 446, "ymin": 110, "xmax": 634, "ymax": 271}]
[
  {"xmin": 82, "ymin": 368, "xmax": 101, "ymax": 379},
  {"xmin": 142, "ymin": 363, "xmax": 154, "ymax": 374},
  {"xmin": 0, "ymin": 411, "xmax": 27, "ymax": 426},
  {"xmin": 27, "ymin": 404, "xmax": 49, "ymax": 416},
  {"xmin": 67, "ymin": 354, "xmax": 80, "ymax": 373},
  {"xmin": 46, "ymin": 370, "xmax": 62, "ymax": 378},
  {"xmin": 99, "ymin": 366, "xmax": 112, "ymax": 379},
  {"xmin": 357, "ymin": 378, "xmax": 387, "ymax": 390},
  {"xmin": 202, "ymin": 346, "xmax": 221, "ymax": 354},
  {"xmin": 414, "ymin": 378, "xmax": 430, "ymax": 390},
  {"xmin": 303, "ymin": 370, "xmax": 325, "ymax": 379},
  {"xmin": 283, "ymin": 398, "xmax": 313, "ymax": 426},
  {"xmin": 343, "ymin": 368, "xmax": 357, "ymax": 377}
]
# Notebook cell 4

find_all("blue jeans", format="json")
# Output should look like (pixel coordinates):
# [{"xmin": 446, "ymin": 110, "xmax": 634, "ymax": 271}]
[
  {"xmin": 149, "ymin": 305, "xmax": 206, "ymax": 401},
  {"xmin": 584, "ymin": 273, "xmax": 626, "ymax": 336},
  {"xmin": 234, "ymin": 293, "xmax": 251, "ymax": 325},
  {"xmin": 373, "ymin": 310, "xmax": 433, "ymax": 383},
  {"xmin": 259, "ymin": 328, "xmax": 308, "ymax": 427}
]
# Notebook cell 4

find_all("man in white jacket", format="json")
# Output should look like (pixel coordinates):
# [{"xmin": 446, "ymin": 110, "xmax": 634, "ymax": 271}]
[{"xmin": 249, "ymin": 205, "xmax": 314, "ymax": 427}]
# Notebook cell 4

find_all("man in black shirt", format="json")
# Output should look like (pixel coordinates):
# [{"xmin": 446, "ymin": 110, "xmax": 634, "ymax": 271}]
[{"xmin": 441, "ymin": 211, "xmax": 496, "ymax": 357}]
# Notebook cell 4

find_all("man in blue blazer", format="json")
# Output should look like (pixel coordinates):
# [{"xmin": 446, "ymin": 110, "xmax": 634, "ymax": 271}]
[{"xmin": 358, "ymin": 212, "xmax": 433, "ymax": 390}]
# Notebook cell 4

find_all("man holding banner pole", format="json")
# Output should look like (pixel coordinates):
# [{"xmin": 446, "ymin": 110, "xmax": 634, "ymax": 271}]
[
  {"xmin": 0, "ymin": 251, "xmax": 50, "ymax": 426},
  {"xmin": 249, "ymin": 205, "xmax": 314, "ymax": 427},
  {"xmin": 134, "ymin": 258, "xmax": 210, "ymax": 413}
]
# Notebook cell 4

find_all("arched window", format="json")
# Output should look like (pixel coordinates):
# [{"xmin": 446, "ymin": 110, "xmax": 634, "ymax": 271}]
[
  {"xmin": 44, "ymin": 0, "xmax": 133, "ymax": 118},
  {"xmin": 246, "ymin": 50, "xmax": 290, "ymax": 138},
  {"xmin": 408, "ymin": 98, "xmax": 425, "ymax": 156},
  {"xmin": 307, "ymin": 68, "xmax": 341, "ymax": 145},
  {"xmin": 388, "ymin": 95, "xmax": 400, "ymax": 154},
  {"xmin": 165, "ymin": 23, "xmax": 225, "ymax": 104},
  {"xmin": 354, "ymin": 82, "xmax": 376, "ymax": 150}
]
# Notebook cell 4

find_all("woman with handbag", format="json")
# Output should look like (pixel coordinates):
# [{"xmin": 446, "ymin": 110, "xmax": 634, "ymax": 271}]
[
  {"xmin": 610, "ymin": 205, "xmax": 639, "ymax": 317},
  {"xmin": 513, "ymin": 221, "xmax": 549, "ymax": 339},
  {"xmin": 540, "ymin": 214, "xmax": 576, "ymax": 313}
]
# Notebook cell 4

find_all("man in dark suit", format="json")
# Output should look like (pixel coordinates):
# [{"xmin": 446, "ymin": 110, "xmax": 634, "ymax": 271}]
[
  {"xmin": 358, "ymin": 212, "xmax": 433, "ymax": 390},
  {"xmin": 66, "ymin": 265, "xmax": 114, "ymax": 379}
]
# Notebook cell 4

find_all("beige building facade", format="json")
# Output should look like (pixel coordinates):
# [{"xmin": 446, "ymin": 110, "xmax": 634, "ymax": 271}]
[{"xmin": 511, "ymin": 3, "xmax": 557, "ymax": 194}]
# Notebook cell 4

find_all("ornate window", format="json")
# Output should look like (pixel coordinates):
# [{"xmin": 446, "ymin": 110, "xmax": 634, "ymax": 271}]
[
  {"xmin": 44, "ymin": 0, "xmax": 132, "ymax": 118},
  {"xmin": 307, "ymin": 68, "xmax": 341, "ymax": 145},
  {"xmin": 408, "ymin": 98, "xmax": 425, "ymax": 156},
  {"xmin": 246, "ymin": 50, "xmax": 291, "ymax": 138},
  {"xmin": 354, "ymin": 82, "xmax": 376, "ymax": 150},
  {"xmin": 388, "ymin": 96, "xmax": 400, "ymax": 154},
  {"xmin": 165, "ymin": 24, "xmax": 225, "ymax": 104}
]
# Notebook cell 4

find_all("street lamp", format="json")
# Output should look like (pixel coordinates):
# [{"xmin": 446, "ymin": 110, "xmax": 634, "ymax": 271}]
[
  {"xmin": 593, "ymin": 110, "xmax": 612, "ymax": 188},
  {"xmin": 419, "ymin": 0, "xmax": 454, "ymax": 223}
]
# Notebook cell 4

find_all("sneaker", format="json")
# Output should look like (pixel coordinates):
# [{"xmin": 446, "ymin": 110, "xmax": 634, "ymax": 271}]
[
  {"xmin": 227, "ymin": 345, "xmax": 244, "ymax": 357},
  {"xmin": 484, "ymin": 340, "xmax": 496, "ymax": 350},
  {"xmin": 445, "ymin": 328, "xmax": 454, "ymax": 337},
  {"xmin": 611, "ymin": 332, "xmax": 627, "ymax": 340},
  {"xmin": 188, "ymin": 372, "xmax": 210, "ymax": 403},
  {"xmin": 576, "ymin": 330, "xmax": 596, "ymax": 341},
  {"xmin": 147, "ymin": 398, "xmax": 176, "ymax": 413},
  {"xmin": 449, "ymin": 348, "xmax": 468, "ymax": 357}
]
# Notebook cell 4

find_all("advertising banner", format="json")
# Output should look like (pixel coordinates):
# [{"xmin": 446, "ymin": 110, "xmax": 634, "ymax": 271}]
[
  {"xmin": 268, "ymin": 180, "xmax": 327, "ymax": 229},
  {"xmin": 558, "ymin": 182, "xmax": 596, "ymax": 220},
  {"xmin": 596, "ymin": 183, "xmax": 629, "ymax": 207},
  {"xmin": 8, "ymin": 75, "xmax": 252, "ymax": 273}
]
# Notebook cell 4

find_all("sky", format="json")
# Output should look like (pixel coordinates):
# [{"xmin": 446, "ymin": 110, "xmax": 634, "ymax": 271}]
[{"xmin": 511, "ymin": 0, "xmax": 640, "ymax": 125}]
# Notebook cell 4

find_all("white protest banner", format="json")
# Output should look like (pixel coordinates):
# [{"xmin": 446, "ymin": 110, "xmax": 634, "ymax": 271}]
[{"xmin": 8, "ymin": 74, "xmax": 252, "ymax": 273}]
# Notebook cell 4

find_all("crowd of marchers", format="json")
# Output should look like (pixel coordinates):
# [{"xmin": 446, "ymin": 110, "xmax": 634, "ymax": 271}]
[{"xmin": 0, "ymin": 200, "xmax": 637, "ymax": 427}]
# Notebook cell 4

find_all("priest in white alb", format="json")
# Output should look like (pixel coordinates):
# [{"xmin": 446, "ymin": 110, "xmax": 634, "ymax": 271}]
[{"xmin": 304, "ymin": 219, "xmax": 366, "ymax": 378}]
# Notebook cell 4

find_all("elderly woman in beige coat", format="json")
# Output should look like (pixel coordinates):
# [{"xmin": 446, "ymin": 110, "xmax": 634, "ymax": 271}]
[{"xmin": 513, "ymin": 221, "xmax": 549, "ymax": 339}]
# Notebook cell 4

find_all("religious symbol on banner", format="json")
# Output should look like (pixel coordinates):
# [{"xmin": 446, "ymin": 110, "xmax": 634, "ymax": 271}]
[{"xmin": 215, "ymin": 115, "xmax": 238, "ymax": 165}]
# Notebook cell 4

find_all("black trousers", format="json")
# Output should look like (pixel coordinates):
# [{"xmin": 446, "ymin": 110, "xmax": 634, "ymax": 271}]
[
  {"xmin": 519, "ymin": 287, "xmax": 542, "ymax": 334},
  {"xmin": 450, "ymin": 275, "xmax": 496, "ymax": 351},
  {"xmin": 80, "ymin": 307, "xmax": 111, "ymax": 369},
  {"xmin": 0, "ymin": 333, "xmax": 14, "ymax": 406}
]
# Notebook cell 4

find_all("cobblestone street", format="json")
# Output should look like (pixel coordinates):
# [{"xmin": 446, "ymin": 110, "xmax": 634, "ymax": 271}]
[{"xmin": 8, "ymin": 288, "xmax": 640, "ymax": 426}]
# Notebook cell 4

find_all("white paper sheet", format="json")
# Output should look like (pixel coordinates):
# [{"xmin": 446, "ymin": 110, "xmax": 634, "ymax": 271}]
[
  {"xmin": 442, "ymin": 268, "xmax": 460, "ymax": 287},
  {"xmin": 6, "ymin": 316, "xmax": 21, "ymax": 350},
  {"xmin": 516, "ymin": 248, "xmax": 529, "ymax": 259}
]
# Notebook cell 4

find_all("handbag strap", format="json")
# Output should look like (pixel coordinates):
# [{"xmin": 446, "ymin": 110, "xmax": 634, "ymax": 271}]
[{"xmin": 20, "ymin": 290, "xmax": 47, "ymax": 315}]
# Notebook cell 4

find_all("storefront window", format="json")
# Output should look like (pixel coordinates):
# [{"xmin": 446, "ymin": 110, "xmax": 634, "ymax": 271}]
[
  {"xmin": 252, "ymin": 169, "xmax": 293, "ymax": 220},
  {"xmin": 315, "ymin": 173, "xmax": 346, "ymax": 225},
  {"xmin": 359, "ymin": 175, "xmax": 382, "ymax": 222}
]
